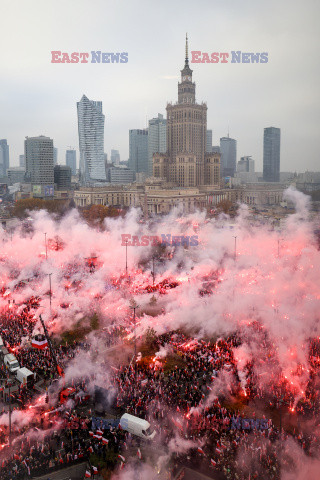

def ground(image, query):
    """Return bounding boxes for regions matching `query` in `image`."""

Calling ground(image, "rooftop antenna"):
[185,33,189,65]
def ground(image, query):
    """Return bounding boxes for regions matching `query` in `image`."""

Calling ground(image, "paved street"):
[32,462,87,480]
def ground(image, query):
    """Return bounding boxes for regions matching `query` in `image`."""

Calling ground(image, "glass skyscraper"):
[148,114,166,176]
[263,127,281,182]
[77,95,106,183]
[0,139,9,177]
[220,136,237,177]
[129,129,148,174]
[66,149,77,175]
[25,136,54,194]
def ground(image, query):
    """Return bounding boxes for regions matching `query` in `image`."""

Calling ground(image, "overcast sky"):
[0,0,319,172]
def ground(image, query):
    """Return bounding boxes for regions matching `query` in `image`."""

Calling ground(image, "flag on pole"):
[118,454,125,462]
[85,470,91,478]
[137,448,142,459]
[32,334,48,349]
[92,466,98,474]
[102,437,109,445]
[210,458,216,467]
[197,447,205,455]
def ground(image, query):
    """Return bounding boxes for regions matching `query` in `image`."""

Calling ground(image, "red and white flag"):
[92,466,98,474]
[118,454,125,462]
[137,448,142,459]
[210,458,216,467]
[96,429,103,435]
[32,335,48,350]
[102,437,109,445]
[85,470,91,478]
[197,447,205,455]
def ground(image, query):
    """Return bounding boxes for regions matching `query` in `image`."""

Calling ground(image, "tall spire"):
[185,33,189,67]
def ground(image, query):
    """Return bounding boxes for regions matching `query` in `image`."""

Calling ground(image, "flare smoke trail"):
[0,187,319,408]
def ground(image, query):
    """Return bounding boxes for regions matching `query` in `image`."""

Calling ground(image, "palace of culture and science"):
[153,35,221,188]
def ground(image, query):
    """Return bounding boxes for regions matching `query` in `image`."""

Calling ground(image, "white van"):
[16,367,35,386]
[4,354,20,373]
[120,413,156,440]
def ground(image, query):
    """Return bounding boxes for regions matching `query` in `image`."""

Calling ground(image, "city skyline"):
[0,0,319,173]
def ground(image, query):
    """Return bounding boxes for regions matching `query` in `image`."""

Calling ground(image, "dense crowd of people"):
[0,300,320,479]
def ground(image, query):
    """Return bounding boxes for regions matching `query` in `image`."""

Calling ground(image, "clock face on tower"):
[182,75,191,82]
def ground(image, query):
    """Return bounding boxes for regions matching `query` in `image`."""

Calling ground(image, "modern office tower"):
[237,156,255,173]
[107,167,135,184]
[0,140,9,177]
[220,135,237,177]
[111,149,120,166]
[53,147,58,165]
[25,136,54,195]
[77,94,106,183]
[54,165,72,190]
[66,149,77,175]
[148,114,167,176]
[19,154,26,168]
[129,129,148,174]
[7,167,26,185]
[0,149,3,178]
[153,36,220,187]
[263,127,281,182]
[206,130,213,153]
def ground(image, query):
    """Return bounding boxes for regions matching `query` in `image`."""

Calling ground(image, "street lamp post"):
[130,301,139,393]
[125,240,128,275]
[233,236,237,261]
[48,273,52,313]
[44,233,48,260]
[8,382,12,447]
[152,256,155,286]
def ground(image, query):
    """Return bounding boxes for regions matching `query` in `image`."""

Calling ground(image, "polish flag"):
[96,429,103,435]
[32,335,48,349]
[197,447,205,455]
[118,454,125,462]
[89,431,94,436]
[216,448,222,454]
[92,466,98,474]
[85,470,91,478]
[210,458,216,467]
[102,437,109,445]
[137,448,142,459]
[88,446,93,453]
